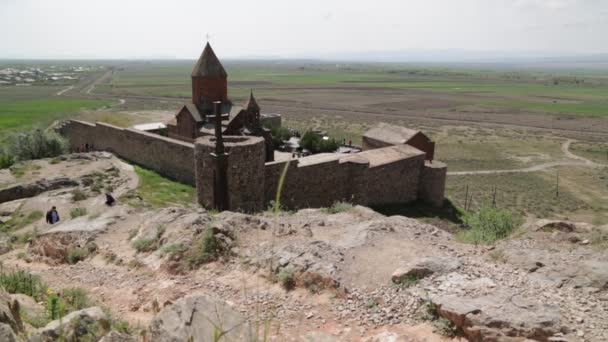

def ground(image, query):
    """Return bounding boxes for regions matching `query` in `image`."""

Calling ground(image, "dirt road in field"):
[448,139,607,176]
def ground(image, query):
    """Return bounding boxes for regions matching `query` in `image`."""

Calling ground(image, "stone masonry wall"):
[365,155,426,206]
[195,136,266,212]
[418,161,448,207]
[59,120,195,185]
[264,159,368,209]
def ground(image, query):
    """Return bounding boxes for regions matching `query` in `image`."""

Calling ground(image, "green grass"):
[0,209,44,232]
[132,224,166,253]
[322,201,354,214]
[0,98,111,140]
[447,172,588,219]
[0,268,47,301]
[570,142,608,164]
[70,207,88,219]
[67,248,89,264]
[458,206,523,244]
[99,61,608,118]
[131,165,196,208]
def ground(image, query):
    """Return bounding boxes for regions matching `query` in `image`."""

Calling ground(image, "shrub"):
[0,269,47,301]
[270,126,292,147]
[2,210,44,233]
[70,207,88,219]
[0,153,15,169]
[392,274,420,288]
[61,287,90,312]
[300,130,339,153]
[71,189,88,202]
[67,248,89,264]
[277,269,295,290]
[162,243,188,258]
[132,225,165,253]
[7,129,68,161]
[132,238,157,253]
[186,229,224,267]
[459,206,523,244]
[323,201,354,214]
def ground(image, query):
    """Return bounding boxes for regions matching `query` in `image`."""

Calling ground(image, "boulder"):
[29,307,108,342]
[10,294,44,318]
[0,288,23,336]
[302,331,339,342]
[0,323,18,342]
[432,293,563,341]
[392,257,460,283]
[149,295,251,342]
[98,330,136,342]
[0,234,12,255]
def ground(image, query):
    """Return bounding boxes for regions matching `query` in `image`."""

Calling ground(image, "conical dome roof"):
[191,42,228,78]
[246,90,260,112]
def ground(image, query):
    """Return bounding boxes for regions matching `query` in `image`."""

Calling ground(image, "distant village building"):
[167,43,276,161]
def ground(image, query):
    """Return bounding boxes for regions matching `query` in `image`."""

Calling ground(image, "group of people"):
[76,143,94,153]
[45,193,116,225]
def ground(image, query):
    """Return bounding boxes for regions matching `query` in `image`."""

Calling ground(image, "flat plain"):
[1,59,607,224]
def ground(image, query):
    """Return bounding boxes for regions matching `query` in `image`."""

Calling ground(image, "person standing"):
[46,206,60,224]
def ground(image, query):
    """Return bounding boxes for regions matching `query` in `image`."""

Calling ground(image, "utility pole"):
[555,170,560,199]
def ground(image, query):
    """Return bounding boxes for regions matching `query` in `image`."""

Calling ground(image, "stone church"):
[167,43,275,161]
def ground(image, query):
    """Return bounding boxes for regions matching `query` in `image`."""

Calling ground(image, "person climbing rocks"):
[105,193,116,206]
[46,206,60,224]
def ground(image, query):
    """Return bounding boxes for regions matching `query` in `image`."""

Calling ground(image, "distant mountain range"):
[232,49,608,69]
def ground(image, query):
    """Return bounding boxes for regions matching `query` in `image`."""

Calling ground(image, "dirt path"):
[56,85,74,96]
[448,139,607,176]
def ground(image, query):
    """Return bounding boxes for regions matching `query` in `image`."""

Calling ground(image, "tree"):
[270,127,291,147]
[300,130,338,153]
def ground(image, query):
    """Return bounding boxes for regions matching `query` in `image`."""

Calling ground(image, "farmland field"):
[0,59,607,224]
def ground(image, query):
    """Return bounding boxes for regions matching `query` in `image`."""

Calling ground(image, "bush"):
[277,269,295,290]
[132,238,157,253]
[323,201,354,214]
[187,229,224,266]
[459,206,523,244]
[7,129,68,161]
[132,225,165,253]
[0,153,15,169]
[71,189,88,202]
[61,287,90,312]
[300,130,339,153]
[67,248,89,264]
[198,229,222,263]
[270,126,292,147]
[70,207,88,219]
[0,269,47,301]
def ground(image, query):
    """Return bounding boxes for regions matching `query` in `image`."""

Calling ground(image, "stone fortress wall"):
[58,121,196,185]
[59,120,447,212]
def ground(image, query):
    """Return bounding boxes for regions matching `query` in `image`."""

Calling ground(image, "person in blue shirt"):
[45,206,60,224]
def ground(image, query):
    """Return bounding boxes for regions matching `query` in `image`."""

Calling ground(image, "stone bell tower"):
[191,42,228,112]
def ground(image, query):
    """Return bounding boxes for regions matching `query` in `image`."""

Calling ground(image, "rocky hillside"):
[0,152,606,341]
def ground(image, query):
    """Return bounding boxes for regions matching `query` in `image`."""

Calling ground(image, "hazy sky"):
[1,0,607,59]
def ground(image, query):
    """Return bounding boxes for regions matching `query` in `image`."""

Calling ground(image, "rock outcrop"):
[432,293,562,342]
[0,178,78,204]
[392,257,461,283]
[29,307,108,342]
[149,295,251,342]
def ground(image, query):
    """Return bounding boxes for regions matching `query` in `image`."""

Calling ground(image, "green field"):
[0,84,111,142]
[0,98,110,132]
[98,62,608,117]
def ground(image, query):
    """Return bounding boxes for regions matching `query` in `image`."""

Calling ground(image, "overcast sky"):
[1,0,607,60]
